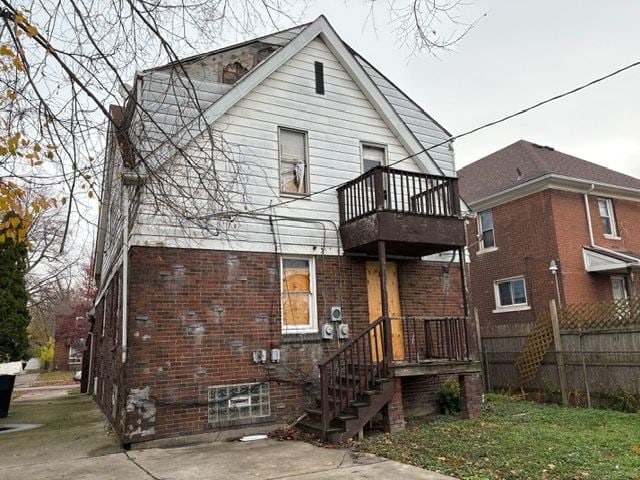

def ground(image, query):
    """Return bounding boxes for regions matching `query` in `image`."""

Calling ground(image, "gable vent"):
[314,61,325,95]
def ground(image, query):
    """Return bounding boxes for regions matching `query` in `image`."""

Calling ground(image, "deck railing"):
[399,316,470,364]
[337,166,461,224]
[318,316,390,435]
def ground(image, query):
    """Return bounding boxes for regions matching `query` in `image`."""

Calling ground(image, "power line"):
[239,58,640,216]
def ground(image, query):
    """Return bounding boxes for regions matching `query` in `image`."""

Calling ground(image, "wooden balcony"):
[337,167,465,257]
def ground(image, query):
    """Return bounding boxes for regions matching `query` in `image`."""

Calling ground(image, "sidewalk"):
[1,393,458,480]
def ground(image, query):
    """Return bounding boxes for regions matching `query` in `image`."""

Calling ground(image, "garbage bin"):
[0,374,16,418]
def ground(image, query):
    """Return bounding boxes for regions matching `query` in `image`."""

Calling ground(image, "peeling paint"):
[125,386,156,438]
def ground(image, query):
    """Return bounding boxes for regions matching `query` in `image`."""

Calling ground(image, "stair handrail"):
[318,316,390,435]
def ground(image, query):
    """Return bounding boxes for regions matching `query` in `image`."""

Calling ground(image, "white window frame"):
[477,209,497,252]
[611,275,628,300]
[68,343,82,364]
[360,142,388,174]
[493,276,530,313]
[280,256,317,334]
[278,127,309,196]
[597,197,619,238]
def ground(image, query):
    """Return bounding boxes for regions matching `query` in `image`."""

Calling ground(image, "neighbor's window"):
[279,128,308,194]
[478,210,495,249]
[68,344,82,364]
[361,143,386,173]
[597,197,617,237]
[281,257,317,333]
[611,275,628,300]
[494,276,528,309]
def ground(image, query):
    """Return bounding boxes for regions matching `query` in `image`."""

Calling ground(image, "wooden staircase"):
[298,317,395,442]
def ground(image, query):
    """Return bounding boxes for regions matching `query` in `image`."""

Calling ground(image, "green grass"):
[358,395,640,480]
[35,370,75,385]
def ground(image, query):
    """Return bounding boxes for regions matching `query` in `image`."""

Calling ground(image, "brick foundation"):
[459,374,483,419]
[383,378,406,433]
[89,246,467,444]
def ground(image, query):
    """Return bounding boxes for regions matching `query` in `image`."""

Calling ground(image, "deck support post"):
[378,240,393,363]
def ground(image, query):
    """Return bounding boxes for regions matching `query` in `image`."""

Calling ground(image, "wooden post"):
[549,299,569,405]
[474,307,482,361]
[579,333,592,408]
[378,240,393,362]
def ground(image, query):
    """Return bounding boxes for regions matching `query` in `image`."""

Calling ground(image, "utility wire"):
[239,59,640,216]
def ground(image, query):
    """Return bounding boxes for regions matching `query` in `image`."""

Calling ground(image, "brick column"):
[459,374,483,419]
[383,378,406,433]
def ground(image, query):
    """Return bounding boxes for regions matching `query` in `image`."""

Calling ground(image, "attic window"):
[314,61,324,95]
[222,61,248,84]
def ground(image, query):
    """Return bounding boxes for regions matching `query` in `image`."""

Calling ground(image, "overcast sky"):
[302,1,640,178]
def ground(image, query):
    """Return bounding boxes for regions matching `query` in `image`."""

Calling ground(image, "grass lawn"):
[358,395,640,480]
[35,370,76,386]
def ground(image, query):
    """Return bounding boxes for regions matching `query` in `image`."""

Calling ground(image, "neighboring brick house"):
[53,311,90,371]
[459,140,640,341]
[88,16,481,447]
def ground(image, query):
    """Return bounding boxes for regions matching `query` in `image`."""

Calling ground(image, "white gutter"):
[583,184,596,247]
[121,184,130,364]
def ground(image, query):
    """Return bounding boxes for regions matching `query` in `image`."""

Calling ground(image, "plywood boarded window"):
[281,257,316,333]
[279,128,308,194]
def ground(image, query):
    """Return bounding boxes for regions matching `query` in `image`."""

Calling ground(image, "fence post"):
[578,333,592,408]
[550,299,569,405]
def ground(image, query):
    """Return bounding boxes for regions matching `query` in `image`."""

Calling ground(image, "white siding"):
[355,56,455,177]
[132,37,423,255]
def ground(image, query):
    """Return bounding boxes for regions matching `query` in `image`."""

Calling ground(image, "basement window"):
[314,61,325,94]
[208,382,270,423]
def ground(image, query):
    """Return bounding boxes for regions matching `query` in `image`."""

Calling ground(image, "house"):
[87,16,482,447]
[459,140,640,342]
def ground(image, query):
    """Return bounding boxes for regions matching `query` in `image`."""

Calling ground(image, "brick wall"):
[468,189,640,339]
[91,246,466,444]
[467,191,560,335]
[553,192,640,303]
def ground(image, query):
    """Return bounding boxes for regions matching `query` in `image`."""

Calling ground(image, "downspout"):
[583,184,596,247]
[121,184,130,364]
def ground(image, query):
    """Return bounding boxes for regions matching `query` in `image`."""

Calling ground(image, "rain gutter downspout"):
[121,184,130,364]
[583,184,596,247]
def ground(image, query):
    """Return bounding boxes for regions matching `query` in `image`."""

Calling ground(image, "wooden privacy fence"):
[514,297,640,402]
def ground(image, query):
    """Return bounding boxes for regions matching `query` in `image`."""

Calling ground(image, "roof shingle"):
[458,140,640,205]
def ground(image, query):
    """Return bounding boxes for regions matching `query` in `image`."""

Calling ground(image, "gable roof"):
[458,140,640,205]
[137,16,451,177]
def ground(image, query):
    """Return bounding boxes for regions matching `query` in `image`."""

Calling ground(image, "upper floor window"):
[597,197,617,237]
[494,276,528,310]
[478,210,495,249]
[281,257,317,333]
[279,128,308,194]
[361,143,386,172]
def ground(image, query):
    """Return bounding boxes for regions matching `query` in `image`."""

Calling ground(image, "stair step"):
[297,420,343,435]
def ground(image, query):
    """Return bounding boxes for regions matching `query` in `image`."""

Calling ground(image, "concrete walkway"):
[1,393,457,480]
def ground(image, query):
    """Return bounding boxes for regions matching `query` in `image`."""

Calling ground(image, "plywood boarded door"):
[366,261,405,361]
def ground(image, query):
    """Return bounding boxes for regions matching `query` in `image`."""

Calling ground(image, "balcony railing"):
[337,166,461,224]
[398,316,470,364]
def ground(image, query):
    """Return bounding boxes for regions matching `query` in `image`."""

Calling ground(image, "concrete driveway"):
[1,392,456,480]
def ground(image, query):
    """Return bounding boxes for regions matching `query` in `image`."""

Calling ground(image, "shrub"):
[608,388,640,413]
[437,379,461,415]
